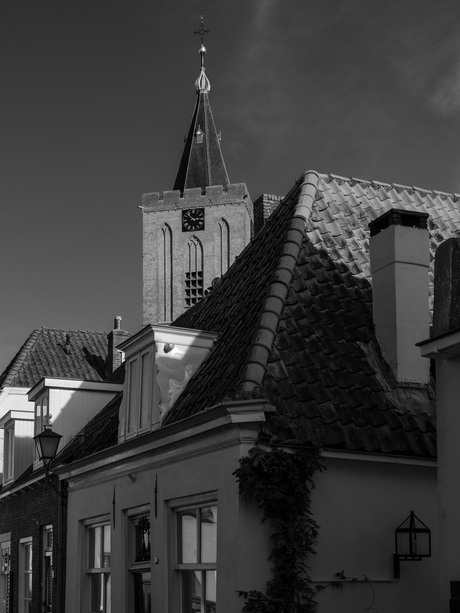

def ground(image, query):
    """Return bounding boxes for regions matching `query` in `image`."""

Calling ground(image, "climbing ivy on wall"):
[234,442,324,613]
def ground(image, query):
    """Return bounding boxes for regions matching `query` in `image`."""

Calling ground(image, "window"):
[176,503,217,613]
[127,508,151,613]
[125,347,154,438]
[161,224,173,322]
[0,537,11,613]
[87,523,111,613]
[34,395,49,461]
[18,537,32,613]
[3,427,14,483]
[185,237,204,308]
[218,218,230,277]
[42,526,53,612]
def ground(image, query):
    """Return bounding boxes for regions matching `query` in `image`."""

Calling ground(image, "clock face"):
[182,207,205,232]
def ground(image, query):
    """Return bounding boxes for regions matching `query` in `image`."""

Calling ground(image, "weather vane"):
[194,13,209,44]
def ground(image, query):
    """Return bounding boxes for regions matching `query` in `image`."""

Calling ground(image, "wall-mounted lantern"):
[34,425,63,496]
[394,511,431,578]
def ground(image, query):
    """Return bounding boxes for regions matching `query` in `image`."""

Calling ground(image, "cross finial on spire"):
[194,12,211,92]
[194,13,209,44]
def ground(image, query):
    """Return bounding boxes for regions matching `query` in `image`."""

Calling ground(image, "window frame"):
[170,494,217,613]
[42,525,53,613]
[126,505,151,613]
[34,393,50,462]
[124,346,154,440]
[3,425,14,484]
[18,537,33,613]
[85,519,111,613]
[0,533,11,613]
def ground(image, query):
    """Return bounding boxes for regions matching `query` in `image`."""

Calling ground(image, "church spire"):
[173,16,230,193]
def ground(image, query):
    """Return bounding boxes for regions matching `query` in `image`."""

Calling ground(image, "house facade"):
[419,237,460,611]
[3,16,460,613]
[53,168,457,613]
[0,323,127,613]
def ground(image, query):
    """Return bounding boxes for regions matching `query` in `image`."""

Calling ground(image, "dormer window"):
[118,326,218,443]
[0,409,34,485]
[4,426,14,483]
[195,126,204,143]
[125,346,154,437]
[34,394,50,461]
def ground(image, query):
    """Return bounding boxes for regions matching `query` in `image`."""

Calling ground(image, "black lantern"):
[34,425,62,480]
[394,511,431,578]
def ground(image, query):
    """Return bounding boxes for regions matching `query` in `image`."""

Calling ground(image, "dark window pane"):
[134,572,151,613]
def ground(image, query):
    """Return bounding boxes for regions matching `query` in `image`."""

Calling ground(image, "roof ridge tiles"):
[237,170,320,395]
[38,326,106,334]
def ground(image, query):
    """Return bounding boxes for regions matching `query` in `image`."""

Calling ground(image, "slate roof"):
[161,170,459,458]
[0,327,110,389]
[173,89,230,193]
[173,44,229,193]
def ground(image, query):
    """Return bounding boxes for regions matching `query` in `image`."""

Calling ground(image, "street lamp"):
[394,511,431,578]
[34,425,63,496]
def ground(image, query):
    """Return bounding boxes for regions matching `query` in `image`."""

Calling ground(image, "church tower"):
[142,18,253,325]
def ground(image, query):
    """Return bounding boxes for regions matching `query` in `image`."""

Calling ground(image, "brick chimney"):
[253,194,282,235]
[368,209,430,384]
[106,316,130,377]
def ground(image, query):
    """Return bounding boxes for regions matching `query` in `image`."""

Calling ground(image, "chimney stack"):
[369,209,430,384]
[106,316,130,376]
[432,238,460,336]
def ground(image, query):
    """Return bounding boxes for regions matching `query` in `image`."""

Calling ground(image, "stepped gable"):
[0,327,109,388]
[165,171,460,458]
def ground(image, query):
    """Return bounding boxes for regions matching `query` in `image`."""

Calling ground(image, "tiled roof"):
[0,327,109,389]
[162,170,458,458]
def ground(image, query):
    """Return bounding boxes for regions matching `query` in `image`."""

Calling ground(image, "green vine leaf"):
[234,440,324,613]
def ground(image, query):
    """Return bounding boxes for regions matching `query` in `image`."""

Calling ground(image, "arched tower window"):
[185,236,204,308]
[218,218,230,276]
[161,224,173,321]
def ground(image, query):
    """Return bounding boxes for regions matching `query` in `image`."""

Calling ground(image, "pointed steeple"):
[173,17,230,193]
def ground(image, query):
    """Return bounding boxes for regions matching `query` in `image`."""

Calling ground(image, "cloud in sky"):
[385,3,460,115]
[431,57,460,115]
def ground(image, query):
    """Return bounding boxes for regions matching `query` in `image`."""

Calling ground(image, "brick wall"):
[253,194,282,236]
[0,475,63,613]
[142,183,254,325]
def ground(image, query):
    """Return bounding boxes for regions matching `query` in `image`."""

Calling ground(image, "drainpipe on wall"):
[368,209,430,385]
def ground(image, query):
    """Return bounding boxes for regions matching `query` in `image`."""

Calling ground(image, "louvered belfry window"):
[185,237,204,308]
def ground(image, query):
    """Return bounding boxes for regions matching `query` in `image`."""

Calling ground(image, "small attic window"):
[125,346,154,438]
[195,126,204,144]
[118,326,218,444]
[34,394,50,462]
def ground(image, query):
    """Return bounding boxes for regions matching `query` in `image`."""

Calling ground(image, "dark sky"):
[1,0,460,372]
